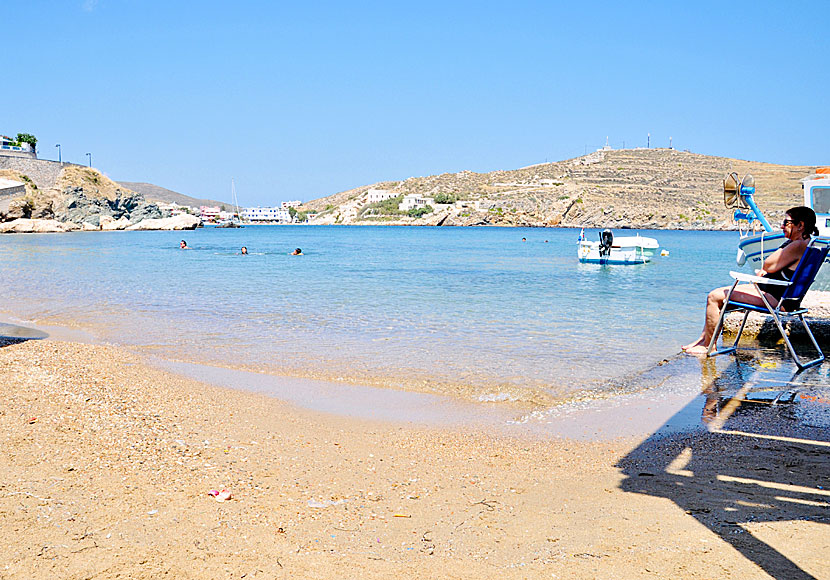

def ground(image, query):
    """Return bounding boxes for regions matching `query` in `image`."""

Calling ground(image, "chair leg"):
[707,282,741,357]
[787,314,826,370]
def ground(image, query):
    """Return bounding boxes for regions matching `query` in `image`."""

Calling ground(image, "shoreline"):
[3,338,828,578]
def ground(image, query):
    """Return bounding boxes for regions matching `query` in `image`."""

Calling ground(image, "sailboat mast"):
[231,178,242,222]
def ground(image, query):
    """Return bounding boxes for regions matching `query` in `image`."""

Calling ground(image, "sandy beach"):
[2,338,829,579]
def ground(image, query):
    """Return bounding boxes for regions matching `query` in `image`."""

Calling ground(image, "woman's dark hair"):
[786,206,819,238]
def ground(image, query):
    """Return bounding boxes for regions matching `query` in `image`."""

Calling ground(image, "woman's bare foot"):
[684,344,710,356]
[681,337,705,351]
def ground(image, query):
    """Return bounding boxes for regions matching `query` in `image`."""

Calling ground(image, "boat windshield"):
[812,186,830,214]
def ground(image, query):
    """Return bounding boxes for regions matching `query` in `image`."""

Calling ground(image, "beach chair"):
[707,239,830,369]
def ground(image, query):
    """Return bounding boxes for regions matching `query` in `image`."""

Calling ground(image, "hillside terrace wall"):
[0,155,81,190]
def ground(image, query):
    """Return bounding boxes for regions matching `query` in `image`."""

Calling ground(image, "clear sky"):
[4,1,828,205]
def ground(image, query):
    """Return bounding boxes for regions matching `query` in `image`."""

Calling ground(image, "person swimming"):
[240,246,248,255]
[180,240,189,250]
[291,248,303,255]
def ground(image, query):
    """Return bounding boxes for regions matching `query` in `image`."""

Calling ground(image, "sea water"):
[0,226,736,404]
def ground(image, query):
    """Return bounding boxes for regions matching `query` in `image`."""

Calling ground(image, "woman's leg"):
[683,284,778,355]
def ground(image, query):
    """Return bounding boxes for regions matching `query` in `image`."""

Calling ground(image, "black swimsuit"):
[757,240,797,301]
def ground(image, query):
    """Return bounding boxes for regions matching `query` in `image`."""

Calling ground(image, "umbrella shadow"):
[618,352,830,579]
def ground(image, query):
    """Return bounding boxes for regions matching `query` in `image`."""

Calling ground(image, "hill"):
[299,148,815,229]
[118,181,229,209]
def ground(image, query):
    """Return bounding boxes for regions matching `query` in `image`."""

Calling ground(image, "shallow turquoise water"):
[0,226,738,402]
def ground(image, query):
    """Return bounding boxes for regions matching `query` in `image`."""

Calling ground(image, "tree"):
[16,133,37,152]
[433,192,457,204]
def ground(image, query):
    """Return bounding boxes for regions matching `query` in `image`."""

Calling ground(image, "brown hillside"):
[300,149,815,229]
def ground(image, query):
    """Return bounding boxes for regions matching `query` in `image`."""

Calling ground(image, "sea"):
[0,225,740,409]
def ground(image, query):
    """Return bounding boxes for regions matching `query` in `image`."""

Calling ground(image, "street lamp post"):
[86,153,92,167]
[56,144,61,164]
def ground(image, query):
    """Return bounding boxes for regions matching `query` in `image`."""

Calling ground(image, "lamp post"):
[56,144,61,164]
[86,153,92,167]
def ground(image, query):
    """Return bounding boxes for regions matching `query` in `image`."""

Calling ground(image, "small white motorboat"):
[577,229,660,264]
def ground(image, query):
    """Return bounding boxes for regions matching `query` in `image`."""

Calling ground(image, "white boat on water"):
[577,229,660,264]
[728,169,830,289]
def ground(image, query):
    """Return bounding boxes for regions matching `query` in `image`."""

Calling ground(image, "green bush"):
[16,133,37,151]
[359,194,404,218]
[408,205,433,218]
[433,192,457,204]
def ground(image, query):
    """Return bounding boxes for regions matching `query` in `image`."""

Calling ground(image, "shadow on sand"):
[0,322,49,348]
[618,351,830,579]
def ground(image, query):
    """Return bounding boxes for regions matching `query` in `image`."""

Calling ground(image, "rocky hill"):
[300,149,814,229]
[0,165,169,229]
[117,181,228,209]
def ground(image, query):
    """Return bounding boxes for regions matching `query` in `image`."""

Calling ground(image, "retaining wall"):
[0,155,80,190]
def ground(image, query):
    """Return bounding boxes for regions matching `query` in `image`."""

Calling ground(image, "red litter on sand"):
[208,489,233,502]
[27,417,37,424]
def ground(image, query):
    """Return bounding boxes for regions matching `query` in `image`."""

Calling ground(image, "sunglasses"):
[782,219,796,227]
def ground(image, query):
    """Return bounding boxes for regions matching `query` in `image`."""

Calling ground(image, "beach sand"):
[2,339,828,579]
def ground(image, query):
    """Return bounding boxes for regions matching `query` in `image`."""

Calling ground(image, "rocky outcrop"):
[0,218,80,233]
[125,214,200,230]
[51,187,165,227]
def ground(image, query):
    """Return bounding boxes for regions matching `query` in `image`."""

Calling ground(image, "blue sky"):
[4,1,828,205]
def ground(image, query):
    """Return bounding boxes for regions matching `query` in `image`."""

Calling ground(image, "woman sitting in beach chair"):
[682,206,819,356]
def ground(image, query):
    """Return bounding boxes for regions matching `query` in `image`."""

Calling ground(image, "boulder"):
[126,214,201,231]
[100,216,132,230]
[81,222,100,231]
[0,218,80,233]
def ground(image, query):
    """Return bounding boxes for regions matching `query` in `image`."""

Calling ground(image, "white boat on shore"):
[577,229,660,264]
[728,169,830,289]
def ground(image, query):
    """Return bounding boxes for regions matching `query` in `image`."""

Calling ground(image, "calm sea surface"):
[0,226,738,404]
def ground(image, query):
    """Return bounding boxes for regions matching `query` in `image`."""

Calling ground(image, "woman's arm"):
[760,239,807,275]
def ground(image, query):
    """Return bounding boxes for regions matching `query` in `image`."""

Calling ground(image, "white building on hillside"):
[280,200,302,209]
[399,194,433,211]
[243,206,292,223]
[367,188,395,203]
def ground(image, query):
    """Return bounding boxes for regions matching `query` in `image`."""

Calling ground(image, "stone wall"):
[0,156,80,190]
[0,183,25,199]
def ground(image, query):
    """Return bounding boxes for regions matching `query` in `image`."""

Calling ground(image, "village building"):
[243,206,292,223]
[367,188,395,203]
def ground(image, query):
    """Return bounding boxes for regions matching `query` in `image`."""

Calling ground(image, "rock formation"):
[0,165,182,232]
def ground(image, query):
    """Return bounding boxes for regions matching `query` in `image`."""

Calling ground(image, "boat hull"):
[578,236,659,265]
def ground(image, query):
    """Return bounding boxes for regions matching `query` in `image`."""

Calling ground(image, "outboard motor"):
[599,229,613,257]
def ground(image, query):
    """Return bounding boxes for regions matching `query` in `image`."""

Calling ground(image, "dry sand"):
[2,339,828,579]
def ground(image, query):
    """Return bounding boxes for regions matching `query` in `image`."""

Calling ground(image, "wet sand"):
[2,339,829,579]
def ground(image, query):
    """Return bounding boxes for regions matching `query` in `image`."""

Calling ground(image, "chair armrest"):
[729,271,789,286]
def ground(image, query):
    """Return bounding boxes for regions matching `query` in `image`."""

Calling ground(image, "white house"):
[367,188,395,203]
[243,206,292,223]
[280,200,302,209]
[398,194,433,211]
